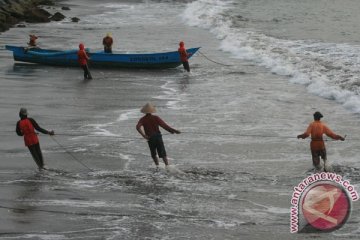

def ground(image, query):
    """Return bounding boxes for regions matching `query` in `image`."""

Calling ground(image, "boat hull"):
[5,45,200,69]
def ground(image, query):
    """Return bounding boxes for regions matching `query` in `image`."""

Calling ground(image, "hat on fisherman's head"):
[141,103,156,114]
[313,111,323,120]
[106,32,112,37]
[19,107,28,116]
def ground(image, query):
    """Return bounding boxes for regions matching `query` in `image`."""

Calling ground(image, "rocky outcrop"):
[49,11,65,21]
[71,17,79,23]
[0,0,56,32]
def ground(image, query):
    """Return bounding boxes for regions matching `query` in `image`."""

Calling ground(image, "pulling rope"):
[50,136,94,172]
[4,130,349,142]
[179,131,346,142]
[0,204,130,217]
[197,51,233,67]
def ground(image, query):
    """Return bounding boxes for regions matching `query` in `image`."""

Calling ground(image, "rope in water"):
[50,136,94,172]
[179,131,347,142]
[2,131,349,142]
[54,131,346,142]
[0,204,130,217]
[197,50,233,67]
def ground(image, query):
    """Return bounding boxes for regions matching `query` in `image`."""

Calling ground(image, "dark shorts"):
[148,134,167,158]
[311,149,327,167]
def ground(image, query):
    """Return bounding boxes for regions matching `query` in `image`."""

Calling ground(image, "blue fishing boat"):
[5,45,200,69]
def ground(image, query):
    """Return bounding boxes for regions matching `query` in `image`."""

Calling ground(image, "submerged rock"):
[50,12,65,21]
[71,17,80,23]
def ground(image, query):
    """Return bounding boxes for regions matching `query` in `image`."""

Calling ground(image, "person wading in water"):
[178,41,191,72]
[297,111,345,172]
[77,43,92,80]
[16,108,55,170]
[136,103,180,169]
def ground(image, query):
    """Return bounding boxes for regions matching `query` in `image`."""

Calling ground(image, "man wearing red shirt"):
[77,43,92,80]
[16,108,54,170]
[136,103,180,167]
[178,41,191,72]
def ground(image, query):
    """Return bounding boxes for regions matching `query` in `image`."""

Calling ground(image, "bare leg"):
[162,156,169,166]
[28,144,44,169]
[152,156,159,166]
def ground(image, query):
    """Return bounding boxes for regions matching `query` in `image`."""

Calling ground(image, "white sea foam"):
[21,199,142,209]
[212,220,237,229]
[82,122,119,137]
[116,109,139,122]
[21,234,66,240]
[183,0,360,113]
[153,80,185,110]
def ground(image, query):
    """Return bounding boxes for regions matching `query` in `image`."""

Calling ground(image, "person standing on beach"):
[297,111,345,171]
[16,108,54,170]
[102,33,113,53]
[178,41,191,72]
[136,103,180,168]
[28,34,38,47]
[77,43,92,80]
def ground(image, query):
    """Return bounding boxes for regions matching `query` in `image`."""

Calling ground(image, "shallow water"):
[0,0,359,239]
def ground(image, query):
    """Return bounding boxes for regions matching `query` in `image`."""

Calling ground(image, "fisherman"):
[77,43,92,80]
[178,41,191,72]
[102,33,113,53]
[16,108,54,170]
[28,34,38,47]
[297,111,345,171]
[136,103,180,168]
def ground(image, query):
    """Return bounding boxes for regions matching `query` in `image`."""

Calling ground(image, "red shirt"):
[178,47,189,62]
[136,114,175,137]
[77,49,89,66]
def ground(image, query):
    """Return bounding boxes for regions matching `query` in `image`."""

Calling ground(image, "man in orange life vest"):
[16,108,54,170]
[77,43,92,80]
[136,103,180,168]
[178,41,191,72]
[103,33,113,53]
[297,111,345,171]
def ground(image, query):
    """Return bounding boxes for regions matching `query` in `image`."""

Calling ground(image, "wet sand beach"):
[0,0,359,239]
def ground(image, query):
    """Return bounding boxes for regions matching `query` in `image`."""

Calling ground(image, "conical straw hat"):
[141,103,156,114]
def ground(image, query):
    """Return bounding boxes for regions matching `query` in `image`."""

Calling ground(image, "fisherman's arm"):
[324,125,345,141]
[136,121,149,140]
[16,121,23,136]
[297,123,311,139]
[29,118,54,135]
[157,117,180,134]
[85,51,90,60]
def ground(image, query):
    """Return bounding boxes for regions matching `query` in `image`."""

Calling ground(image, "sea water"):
[0,0,359,239]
